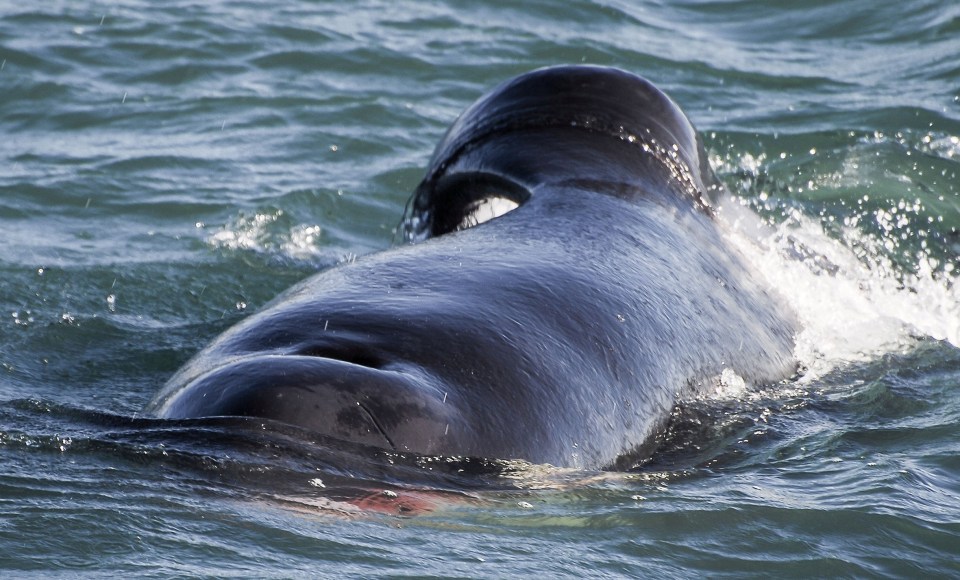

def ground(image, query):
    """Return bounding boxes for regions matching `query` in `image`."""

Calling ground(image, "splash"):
[207,209,331,262]
[714,157,959,382]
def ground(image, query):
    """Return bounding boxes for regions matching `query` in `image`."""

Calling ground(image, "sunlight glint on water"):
[717,163,959,383]
[2,0,959,576]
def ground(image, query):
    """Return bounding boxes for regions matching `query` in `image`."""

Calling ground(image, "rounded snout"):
[152,355,466,455]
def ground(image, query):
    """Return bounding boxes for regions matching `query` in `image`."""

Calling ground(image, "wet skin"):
[146,66,798,470]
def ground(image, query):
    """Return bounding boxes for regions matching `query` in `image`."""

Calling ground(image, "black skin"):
[146,65,798,470]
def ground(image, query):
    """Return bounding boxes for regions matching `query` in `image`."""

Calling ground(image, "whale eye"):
[428,172,530,236]
[457,196,520,230]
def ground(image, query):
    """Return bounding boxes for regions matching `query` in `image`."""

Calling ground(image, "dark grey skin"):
[147,66,798,470]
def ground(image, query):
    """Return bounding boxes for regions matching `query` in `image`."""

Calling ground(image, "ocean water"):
[2,0,959,577]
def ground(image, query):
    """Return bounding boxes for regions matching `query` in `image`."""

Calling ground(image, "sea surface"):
[2,0,959,577]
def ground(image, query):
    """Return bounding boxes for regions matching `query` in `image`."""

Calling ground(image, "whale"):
[146,65,798,470]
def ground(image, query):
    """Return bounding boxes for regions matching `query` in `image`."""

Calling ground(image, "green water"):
[2,0,959,577]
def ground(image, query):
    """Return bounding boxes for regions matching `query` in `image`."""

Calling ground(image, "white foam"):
[716,196,959,382]
[208,210,284,252]
[207,210,331,261]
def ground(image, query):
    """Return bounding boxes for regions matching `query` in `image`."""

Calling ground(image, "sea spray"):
[716,171,959,383]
